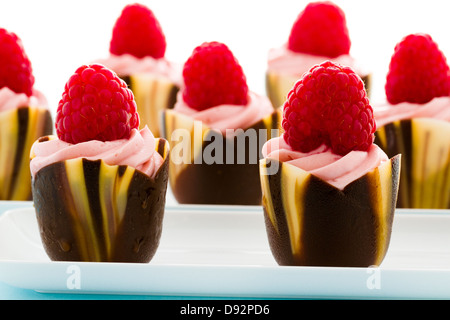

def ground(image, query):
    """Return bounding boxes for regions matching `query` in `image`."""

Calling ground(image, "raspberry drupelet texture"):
[385,33,450,105]
[182,41,249,111]
[282,61,375,156]
[55,64,140,144]
[0,28,34,96]
[110,3,166,59]
[288,1,351,58]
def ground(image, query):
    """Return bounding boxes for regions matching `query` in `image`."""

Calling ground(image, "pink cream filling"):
[267,45,367,77]
[95,53,182,87]
[0,87,48,112]
[30,126,164,179]
[173,91,274,133]
[262,135,388,190]
[373,96,450,128]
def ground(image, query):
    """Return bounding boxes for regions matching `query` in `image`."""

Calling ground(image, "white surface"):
[0,205,449,299]
[0,0,449,118]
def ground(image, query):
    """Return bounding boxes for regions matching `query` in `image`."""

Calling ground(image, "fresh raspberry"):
[287,1,351,58]
[110,3,166,59]
[182,41,249,110]
[282,61,375,156]
[385,33,450,105]
[0,28,34,96]
[55,64,140,144]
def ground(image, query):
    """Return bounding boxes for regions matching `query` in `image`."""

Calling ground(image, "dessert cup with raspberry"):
[373,33,450,209]
[162,41,280,205]
[96,3,181,137]
[266,1,371,109]
[0,28,52,200]
[30,64,170,263]
[260,61,400,267]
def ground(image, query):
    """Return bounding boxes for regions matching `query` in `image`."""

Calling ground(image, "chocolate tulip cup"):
[121,74,179,137]
[375,118,450,209]
[162,109,281,205]
[0,106,52,200]
[259,154,401,267]
[31,138,169,263]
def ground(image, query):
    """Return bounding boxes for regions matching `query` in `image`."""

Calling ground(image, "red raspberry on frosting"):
[110,3,166,59]
[288,1,351,58]
[182,41,249,111]
[55,64,140,144]
[385,33,450,105]
[0,28,34,96]
[282,61,375,156]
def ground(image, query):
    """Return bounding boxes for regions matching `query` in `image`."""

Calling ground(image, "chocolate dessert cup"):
[259,154,401,267]
[31,138,170,263]
[162,109,281,205]
[0,106,52,200]
[375,118,450,209]
[121,74,179,137]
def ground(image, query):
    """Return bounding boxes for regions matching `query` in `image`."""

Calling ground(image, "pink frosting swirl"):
[173,91,274,133]
[267,45,367,77]
[30,126,164,178]
[262,135,388,190]
[95,54,182,87]
[0,87,48,112]
[373,97,450,127]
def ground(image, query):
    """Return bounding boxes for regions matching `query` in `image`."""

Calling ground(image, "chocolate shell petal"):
[31,138,170,263]
[265,72,298,109]
[161,109,281,205]
[122,74,179,137]
[375,118,450,209]
[259,154,400,267]
[0,106,52,200]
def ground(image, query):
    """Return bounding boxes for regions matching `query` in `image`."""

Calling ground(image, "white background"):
[0,0,449,117]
